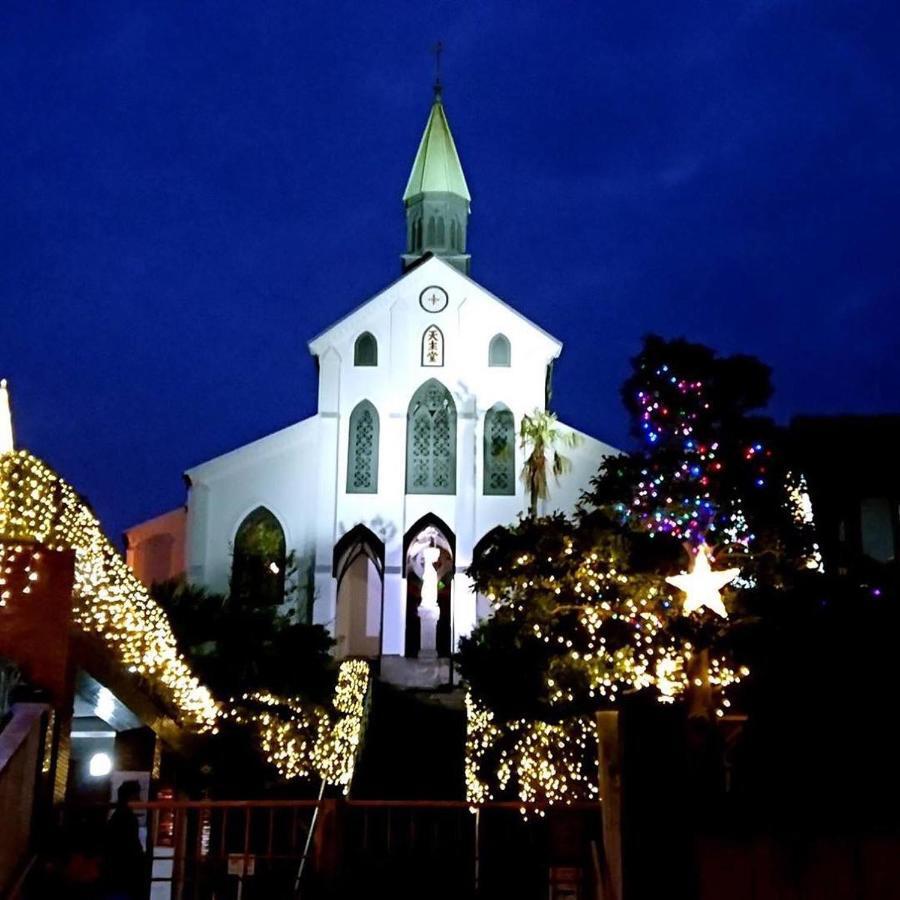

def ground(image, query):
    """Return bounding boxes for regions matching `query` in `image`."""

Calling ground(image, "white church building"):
[126,84,616,684]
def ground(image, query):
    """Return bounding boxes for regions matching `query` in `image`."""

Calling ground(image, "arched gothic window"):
[488,333,511,367]
[347,400,379,494]
[406,379,457,495]
[231,507,286,606]
[437,217,446,245]
[426,217,436,245]
[484,404,515,495]
[450,220,457,250]
[422,325,444,367]
[354,332,378,367]
[416,218,423,250]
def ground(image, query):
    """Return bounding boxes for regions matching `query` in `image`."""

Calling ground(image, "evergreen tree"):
[461,335,817,805]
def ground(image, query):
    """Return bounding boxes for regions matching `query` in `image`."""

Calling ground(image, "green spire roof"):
[403,91,471,204]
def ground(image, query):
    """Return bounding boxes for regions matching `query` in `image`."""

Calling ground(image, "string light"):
[464,537,745,809]
[629,364,769,544]
[465,693,599,811]
[1,449,370,788]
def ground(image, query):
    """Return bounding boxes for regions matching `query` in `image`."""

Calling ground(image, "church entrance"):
[403,516,454,659]
[333,525,384,660]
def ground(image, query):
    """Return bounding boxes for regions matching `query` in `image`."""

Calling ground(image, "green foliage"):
[519,408,580,517]
[464,335,817,729]
[230,507,287,607]
[148,580,226,649]
[620,335,773,434]
[152,569,335,704]
[584,334,819,588]
[460,511,699,721]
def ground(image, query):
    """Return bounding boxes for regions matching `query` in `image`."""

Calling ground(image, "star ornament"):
[666,543,739,618]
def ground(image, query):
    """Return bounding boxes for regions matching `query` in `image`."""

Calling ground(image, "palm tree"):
[519,408,580,517]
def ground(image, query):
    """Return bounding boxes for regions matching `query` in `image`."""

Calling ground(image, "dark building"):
[789,415,900,589]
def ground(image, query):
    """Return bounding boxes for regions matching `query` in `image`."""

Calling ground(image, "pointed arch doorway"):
[403,514,455,658]
[333,525,385,660]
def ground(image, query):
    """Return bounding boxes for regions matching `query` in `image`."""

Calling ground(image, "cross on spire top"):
[433,41,443,97]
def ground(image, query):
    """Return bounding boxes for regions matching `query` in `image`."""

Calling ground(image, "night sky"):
[2,2,898,542]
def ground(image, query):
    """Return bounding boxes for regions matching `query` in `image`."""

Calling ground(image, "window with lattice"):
[406,380,456,495]
[347,401,379,494]
[484,404,515,495]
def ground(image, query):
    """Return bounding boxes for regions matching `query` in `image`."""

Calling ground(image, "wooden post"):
[687,649,713,721]
[596,710,623,900]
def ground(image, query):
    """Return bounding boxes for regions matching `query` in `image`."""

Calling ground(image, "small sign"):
[227,854,255,877]
[549,865,581,900]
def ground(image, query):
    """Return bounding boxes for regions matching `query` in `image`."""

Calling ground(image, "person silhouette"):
[102,780,146,900]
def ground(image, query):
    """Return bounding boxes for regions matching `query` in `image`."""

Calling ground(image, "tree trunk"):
[596,710,623,900]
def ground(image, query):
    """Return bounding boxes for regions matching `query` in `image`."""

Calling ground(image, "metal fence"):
[56,798,606,900]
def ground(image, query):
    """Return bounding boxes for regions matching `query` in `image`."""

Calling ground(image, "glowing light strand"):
[0,450,370,787]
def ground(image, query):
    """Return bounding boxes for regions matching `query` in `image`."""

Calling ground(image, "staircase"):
[352,680,466,799]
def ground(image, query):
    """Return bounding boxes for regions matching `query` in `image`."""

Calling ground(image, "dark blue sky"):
[2,2,899,541]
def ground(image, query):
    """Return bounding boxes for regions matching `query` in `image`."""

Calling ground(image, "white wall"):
[184,256,617,657]
[185,418,320,610]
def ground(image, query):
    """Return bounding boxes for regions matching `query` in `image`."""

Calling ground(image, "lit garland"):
[786,471,824,572]
[223,660,369,791]
[0,541,39,608]
[629,362,770,544]
[0,450,371,789]
[465,693,598,811]
[0,450,219,729]
[463,525,747,809]
[464,338,822,812]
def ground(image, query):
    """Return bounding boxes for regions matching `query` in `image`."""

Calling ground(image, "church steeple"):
[402,82,471,274]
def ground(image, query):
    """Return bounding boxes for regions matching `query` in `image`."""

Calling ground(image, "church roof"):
[403,91,471,204]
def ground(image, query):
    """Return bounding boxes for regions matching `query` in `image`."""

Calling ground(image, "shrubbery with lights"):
[460,335,823,808]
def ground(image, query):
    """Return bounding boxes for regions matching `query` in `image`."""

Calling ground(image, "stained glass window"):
[488,333,511,367]
[484,404,515,496]
[406,380,456,495]
[347,400,379,494]
[422,325,444,367]
[354,332,378,367]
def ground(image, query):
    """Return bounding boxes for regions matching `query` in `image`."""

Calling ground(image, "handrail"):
[68,797,603,811]
[0,704,48,899]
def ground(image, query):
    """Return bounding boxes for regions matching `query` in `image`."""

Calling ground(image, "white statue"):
[408,536,443,659]
[419,543,441,611]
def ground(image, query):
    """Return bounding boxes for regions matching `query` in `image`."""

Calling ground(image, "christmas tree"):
[461,336,818,806]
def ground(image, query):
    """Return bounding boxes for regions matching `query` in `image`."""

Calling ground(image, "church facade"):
[126,86,617,682]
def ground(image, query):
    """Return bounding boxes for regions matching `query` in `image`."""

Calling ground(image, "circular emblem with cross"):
[419,285,449,313]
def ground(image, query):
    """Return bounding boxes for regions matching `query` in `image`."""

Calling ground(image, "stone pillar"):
[417,604,439,659]
[313,348,342,632]
[0,542,76,807]
[452,570,477,647]
[381,570,405,656]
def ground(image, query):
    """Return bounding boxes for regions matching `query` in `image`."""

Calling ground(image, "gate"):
[53,799,605,900]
